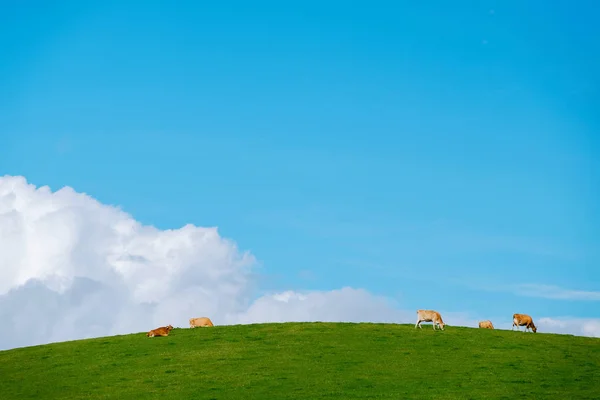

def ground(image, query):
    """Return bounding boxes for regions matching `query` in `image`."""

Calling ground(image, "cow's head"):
[531,324,537,333]
[167,325,173,331]
[439,321,446,330]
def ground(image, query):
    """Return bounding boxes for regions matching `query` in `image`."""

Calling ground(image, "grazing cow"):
[512,314,537,333]
[189,317,214,328]
[478,320,494,329]
[146,325,174,337]
[415,309,446,330]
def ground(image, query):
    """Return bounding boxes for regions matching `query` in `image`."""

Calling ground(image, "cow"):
[512,313,537,333]
[189,317,214,328]
[415,309,446,330]
[146,325,174,337]
[478,320,494,329]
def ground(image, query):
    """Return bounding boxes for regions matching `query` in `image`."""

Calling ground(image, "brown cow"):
[189,317,214,328]
[478,320,494,329]
[512,314,537,333]
[415,309,446,330]
[146,325,174,337]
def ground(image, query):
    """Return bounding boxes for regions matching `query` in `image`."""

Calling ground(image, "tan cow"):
[189,317,214,328]
[415,309,446,330]
[146,325,174,337]
[512,313,537,333]
[478,320,494,329]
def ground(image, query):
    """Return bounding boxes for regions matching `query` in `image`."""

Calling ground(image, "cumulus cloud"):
[231,288,412,325]
[0,176,598,350]
[0,175,259,349]
[0,176,415,350]
[536,317,600,338]
[511,284,600,301]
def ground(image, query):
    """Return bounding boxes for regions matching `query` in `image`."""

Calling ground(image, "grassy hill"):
[1,322,598,399]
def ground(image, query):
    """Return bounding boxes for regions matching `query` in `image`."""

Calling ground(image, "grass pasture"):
[0,322,598,399]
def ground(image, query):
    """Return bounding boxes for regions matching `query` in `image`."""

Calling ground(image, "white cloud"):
[458,281,600,302]
[512,284,600,301]
[230,288,411,325]
[0,175,257,349]
[0,176,598,350]
[536,318,600,338]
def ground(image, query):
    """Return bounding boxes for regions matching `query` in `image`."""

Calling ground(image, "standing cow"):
[415,310,446,330]
[512,313,537,333]
[478,320,494,329]
[189,317,214,328]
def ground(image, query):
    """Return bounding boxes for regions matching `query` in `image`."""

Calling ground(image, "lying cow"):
[189,317,214,328]
[512,313,537,333]
[478,320,494,329]
[146,325,174,337]
[415,309,446,330]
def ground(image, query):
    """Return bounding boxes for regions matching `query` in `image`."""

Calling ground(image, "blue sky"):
[1,1,599,321]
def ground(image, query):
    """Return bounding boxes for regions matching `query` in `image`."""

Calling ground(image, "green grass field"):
[1,322,598,399]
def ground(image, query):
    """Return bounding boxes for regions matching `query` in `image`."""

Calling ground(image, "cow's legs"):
[415,319,421,329]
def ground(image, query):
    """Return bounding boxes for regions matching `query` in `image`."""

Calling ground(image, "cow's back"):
[418,310,441,321]
[479,320,494,329]
[147,328,167,337]
[417,310,433,320]
[190,317,214,327]
[513,313,532,324]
